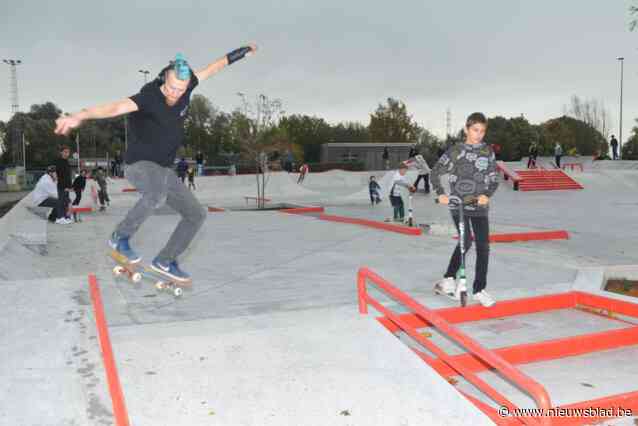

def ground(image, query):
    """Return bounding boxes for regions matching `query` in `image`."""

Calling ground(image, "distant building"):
[320,143,413,170]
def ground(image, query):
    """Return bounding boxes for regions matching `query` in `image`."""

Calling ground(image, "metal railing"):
[357,267,553,426]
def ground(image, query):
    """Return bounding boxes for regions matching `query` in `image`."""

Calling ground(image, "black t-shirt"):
[125,76,199,167]
[196,153,204,164]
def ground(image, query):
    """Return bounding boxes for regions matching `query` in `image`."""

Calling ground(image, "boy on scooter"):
[430,112,499,308]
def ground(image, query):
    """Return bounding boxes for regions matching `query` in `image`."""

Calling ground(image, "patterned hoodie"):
[430,142,499,217]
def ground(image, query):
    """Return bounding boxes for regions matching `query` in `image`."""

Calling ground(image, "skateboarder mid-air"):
[54,44,258,282]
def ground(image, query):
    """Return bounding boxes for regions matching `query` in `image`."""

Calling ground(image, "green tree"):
[540,116,604,157]
[279,114,331,162]
[184,94,216,158]
[622,119,638,160]
[368,98,420,143]
[329,122,369,143]
[484,115,537,161]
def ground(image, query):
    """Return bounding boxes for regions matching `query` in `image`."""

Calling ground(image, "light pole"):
[3,59,22,166]
[138,69,150,83]
[617,57,624,159]
[22,133,26,171]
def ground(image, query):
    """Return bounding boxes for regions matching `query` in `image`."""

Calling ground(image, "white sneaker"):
[434,277,457,297]
[474,290,496,308]
[55,218,72,225]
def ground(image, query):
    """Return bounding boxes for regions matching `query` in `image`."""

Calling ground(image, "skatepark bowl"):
[3,158,638,425]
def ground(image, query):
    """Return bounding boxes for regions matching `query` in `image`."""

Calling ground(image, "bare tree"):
[564,95,613,139]
[236,93,285,209]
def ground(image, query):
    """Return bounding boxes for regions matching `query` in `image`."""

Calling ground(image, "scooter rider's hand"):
[477,194,489,206]
[437,194,449,205]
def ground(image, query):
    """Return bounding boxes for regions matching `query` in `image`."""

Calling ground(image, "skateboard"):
[110,250,192,297]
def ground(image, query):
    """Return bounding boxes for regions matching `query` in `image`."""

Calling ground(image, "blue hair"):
[173,53,191,81]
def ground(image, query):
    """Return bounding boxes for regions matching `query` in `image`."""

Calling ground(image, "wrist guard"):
[226,46,252,65]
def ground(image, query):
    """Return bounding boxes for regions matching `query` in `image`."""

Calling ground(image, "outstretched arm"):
[54,98,138,136]
[194,43,257,82]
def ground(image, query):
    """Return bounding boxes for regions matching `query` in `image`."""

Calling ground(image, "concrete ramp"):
[110,304,492,426]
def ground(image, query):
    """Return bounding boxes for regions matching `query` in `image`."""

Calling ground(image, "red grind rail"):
[69,207,93,213]
[357,267,551,426]
[88,274,130,426]
[122,188,137,192]
[207,206,225,212]
[320,214,422,236]
[453,230,569,243]
[280,206,325,214]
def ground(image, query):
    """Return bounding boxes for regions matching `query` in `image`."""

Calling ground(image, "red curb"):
[280,207,325,214]
[122,188,137,192]
[88,274,130,426]
[207,206,225,212]
[70,207,93,213]
[454,230,569,243]
[319,214,422,236]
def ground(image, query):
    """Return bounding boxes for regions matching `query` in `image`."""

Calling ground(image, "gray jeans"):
[115,161,206,263]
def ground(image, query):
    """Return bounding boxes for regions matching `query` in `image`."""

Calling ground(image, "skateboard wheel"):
[173,287,183,297]
[155,281,166,291]
[131,272,142,283]
[113,266,125,276]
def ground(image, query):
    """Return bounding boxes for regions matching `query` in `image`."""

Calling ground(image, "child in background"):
[96,167,110,211]
[369,176,382,205]
[72,169,88,205]
[297,163,309,184]
[389,163,415,221]
[187,166,196,190]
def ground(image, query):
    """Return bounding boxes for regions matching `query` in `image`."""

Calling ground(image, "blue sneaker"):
[108,232,141,264]
[151,258,191,283]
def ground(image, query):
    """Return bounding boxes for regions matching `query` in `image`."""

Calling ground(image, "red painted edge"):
[207,206,225,212]
[88,274,130,426]
[453,230,569,243]
[280,207,325,214]
[122,188,137,192]
[319,213,422,235]
[69,207,93,213]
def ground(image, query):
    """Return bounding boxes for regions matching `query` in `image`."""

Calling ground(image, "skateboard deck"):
[110,250,192,297]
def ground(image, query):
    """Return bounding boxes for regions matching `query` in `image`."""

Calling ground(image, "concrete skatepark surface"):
[2,159,638,425]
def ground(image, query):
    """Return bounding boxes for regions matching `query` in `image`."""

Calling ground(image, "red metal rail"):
[357,267,553,426]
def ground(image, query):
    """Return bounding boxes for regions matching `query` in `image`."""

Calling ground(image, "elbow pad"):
[226,46,252,65]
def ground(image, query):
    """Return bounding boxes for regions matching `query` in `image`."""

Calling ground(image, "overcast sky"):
[2,1,637,140]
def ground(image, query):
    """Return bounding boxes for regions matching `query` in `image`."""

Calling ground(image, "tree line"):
[0,95,619,169]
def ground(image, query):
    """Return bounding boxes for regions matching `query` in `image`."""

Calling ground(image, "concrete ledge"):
[110,305,492,425]
[319,213,422,236]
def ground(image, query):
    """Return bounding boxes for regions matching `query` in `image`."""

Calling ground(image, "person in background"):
[32,165,63,223]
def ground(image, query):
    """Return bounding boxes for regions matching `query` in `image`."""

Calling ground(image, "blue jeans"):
[115,161,207,263]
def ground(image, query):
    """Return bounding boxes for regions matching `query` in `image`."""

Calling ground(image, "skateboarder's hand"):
[438,195,449,205]
[409,185,416,193]
[55,115,83,136]
[477,195,489,206]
